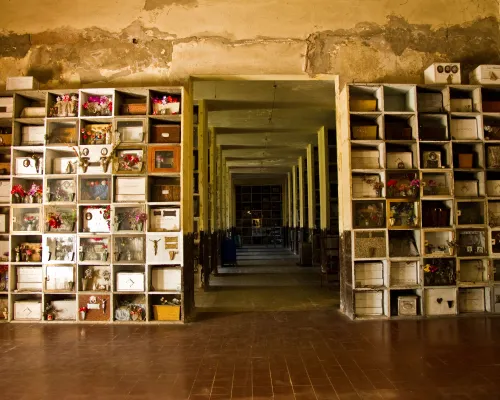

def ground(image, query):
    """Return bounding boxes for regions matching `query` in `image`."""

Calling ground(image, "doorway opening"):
[190,76,339,313]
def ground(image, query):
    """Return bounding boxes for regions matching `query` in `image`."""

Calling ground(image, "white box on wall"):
[45,266,74,291]
[7,76,39,91]
[470,65,500,85]
[454,180,479,197]
[115,177,146,202]
[355,262,384,287]
[15,156,43,175]
[450,119,478,140]
[150,208,181,232]
[21,126,45,145]
[450,99,473,112]
[459,288,485,313]
[151,268,182,291]
[352,176,380,198]
[14,301,41,320]
[0,181,10,202]
[116,272,145,291]
[487,180,500,196]
[351,150,379,169]
[355,291,384,316]
[386,152,412,169]
[0,97,13,118]
[424,288,456,315]
[424,63,461,84]
[51,300,76,320]
[146,233,183,264]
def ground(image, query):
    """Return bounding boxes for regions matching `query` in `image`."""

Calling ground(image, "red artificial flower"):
[387,179,398,187]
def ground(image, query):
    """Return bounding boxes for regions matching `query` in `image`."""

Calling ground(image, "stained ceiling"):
[193,78,336,181]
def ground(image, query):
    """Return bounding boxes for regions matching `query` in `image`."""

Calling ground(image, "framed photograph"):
[79,177,110,203]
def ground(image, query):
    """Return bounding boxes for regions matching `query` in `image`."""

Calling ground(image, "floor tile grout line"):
[353,359,386,398]
[284,355,298,400]
[298,350,319,400]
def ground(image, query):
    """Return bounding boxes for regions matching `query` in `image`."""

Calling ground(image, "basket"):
[153,305,180,321]
[121,103,147,115]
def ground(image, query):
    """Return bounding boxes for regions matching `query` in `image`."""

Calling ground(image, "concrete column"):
[292,165,298,228]
[298,156,305,229]
[307,144,316,230]
[198,100,209,232]
[318,126,331,230]
[209,129,216,233]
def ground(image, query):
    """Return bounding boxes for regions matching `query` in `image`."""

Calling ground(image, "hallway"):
[195,246,338,312]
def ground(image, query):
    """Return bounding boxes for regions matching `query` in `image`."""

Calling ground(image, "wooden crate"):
[153,305,180,321]
[150,125,181,143]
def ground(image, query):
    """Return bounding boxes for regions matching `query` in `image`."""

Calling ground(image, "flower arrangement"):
[119,152,142,170]
[25,249,33,257]
[129,210,147,231]
[0,265,8,275]
[47,212,62,230]
[410,179,420,188]
[27,183,43,199]
[389,202,416,226]
[129,305,144,320]
[11,184,26,201]
[49,94,78,117]
[356,203,384,228]
[44,303,56,320]
[61,210,77,229]
[84,267,93,280]
[151,95,180,115]
[160,297,181,306]
[83,95,112,116]
[424,260,456,286]
[80,124,111,145]
[79,306,88,313]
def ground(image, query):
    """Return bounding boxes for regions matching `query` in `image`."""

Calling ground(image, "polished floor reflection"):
[1,312,500,399]
[2,248,500,399]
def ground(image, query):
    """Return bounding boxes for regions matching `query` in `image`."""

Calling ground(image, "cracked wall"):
[0,0,498,88]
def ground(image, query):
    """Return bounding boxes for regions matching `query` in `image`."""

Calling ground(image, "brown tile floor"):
[2,312,500,399]
[2,248,500,400]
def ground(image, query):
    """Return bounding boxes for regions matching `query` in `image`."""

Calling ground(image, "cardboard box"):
[351,150,379,169]
[14,301,41,320]
[115,177,146,202]
[417,93,443,112]
[6,76,39,91]
[21,125,45,145]
[150,125,181,143]
[450,119,478,140]
[424,288,456,316]
[386,152,412,169]
[487,180,500,196]
[116,272,145,291]
[354,262,384,287]
[351,125,377,140]
[349,99,377,112]
[398,296,418,316]
[390,261,418,285]
[354,291,383,316]
[151,268,182,291]
[454,180,479,197]
[458,288,485,313]
[151,185,181,202]
[469,65,500,85]
[450,98,473,112]
[424,63,461,84]
[51,300,76,320]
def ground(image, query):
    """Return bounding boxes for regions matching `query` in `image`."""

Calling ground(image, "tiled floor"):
[2,247,500,399]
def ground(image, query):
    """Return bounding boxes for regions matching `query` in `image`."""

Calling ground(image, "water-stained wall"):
[0,0,498,88]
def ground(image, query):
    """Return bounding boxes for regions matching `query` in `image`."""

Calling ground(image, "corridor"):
[195,246,338,312]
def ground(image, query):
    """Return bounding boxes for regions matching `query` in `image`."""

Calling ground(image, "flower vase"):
[70,193,76,202]
[100,157,110,173]
[47,224,51,232]
[375,189,382,198]
[101,251,108,262]
[131,313,139,321]
[79,252,84,262]
[71,222,76,232]
[27,224,34,232]
[389,217,396,226]
[81,278,88,291]
[15,252,20,262]
[23,254,29,262]
[136,222,143,232]
[79,311,86,320]
[115,252,121,262]
[37,196,42,204]
[448,247,454,256]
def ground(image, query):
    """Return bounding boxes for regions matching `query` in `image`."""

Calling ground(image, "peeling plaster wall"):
[0,0,498,88]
